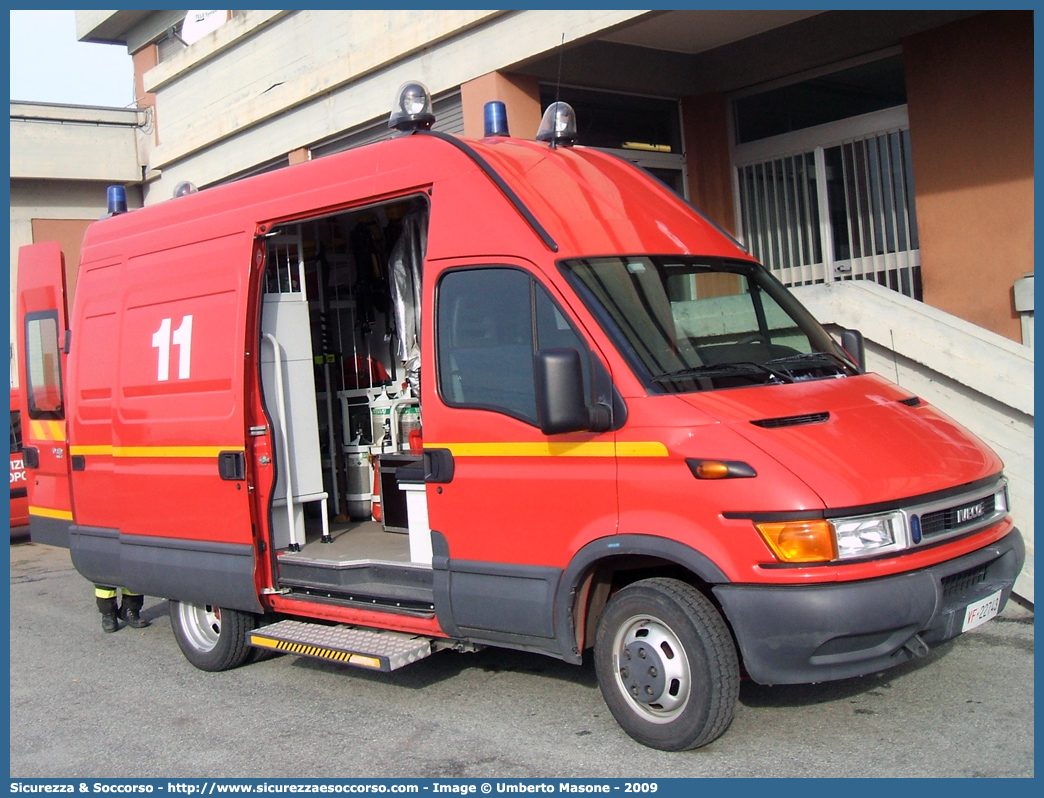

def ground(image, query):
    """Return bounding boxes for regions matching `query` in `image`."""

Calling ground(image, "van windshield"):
[561,257,857,392]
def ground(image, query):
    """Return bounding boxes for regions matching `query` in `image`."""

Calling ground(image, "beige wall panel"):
[145,9,652,193]
[11,120,140,182]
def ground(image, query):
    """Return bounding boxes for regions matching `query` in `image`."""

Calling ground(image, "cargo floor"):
[280,519,412,565]
[274,519,432,609]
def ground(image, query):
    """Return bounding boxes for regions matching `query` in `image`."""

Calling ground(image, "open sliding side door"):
[16,242,73,547]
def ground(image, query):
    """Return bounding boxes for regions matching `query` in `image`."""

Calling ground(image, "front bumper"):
[713,527,1025,685]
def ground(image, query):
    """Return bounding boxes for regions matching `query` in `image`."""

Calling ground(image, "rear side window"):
[24,312,64,420]
[10,410,21,453]
[437,267,589,425]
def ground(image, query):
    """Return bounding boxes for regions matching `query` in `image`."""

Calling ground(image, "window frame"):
[23,310,65,421]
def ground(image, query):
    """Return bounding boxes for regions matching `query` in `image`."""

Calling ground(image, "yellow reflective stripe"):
[95,587,117,599]
[249,636,383,668]
[436,442,613,458]
[29,506,74,521]
[616,441,670,458]
[28,420,66,442]
[68,446,244,458]
[429,441,668,458]
[69,445,112,456]
[114,446,241,458]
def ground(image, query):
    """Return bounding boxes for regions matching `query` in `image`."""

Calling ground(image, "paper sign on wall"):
[181,10,229,46]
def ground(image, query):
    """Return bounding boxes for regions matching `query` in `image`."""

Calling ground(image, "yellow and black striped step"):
[249,620,432,672]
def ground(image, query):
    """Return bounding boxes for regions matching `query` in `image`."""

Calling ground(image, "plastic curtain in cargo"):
[389,211,427,396]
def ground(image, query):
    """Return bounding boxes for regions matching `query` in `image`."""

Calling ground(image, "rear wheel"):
[169,600,256,672]
[594,577,739,750]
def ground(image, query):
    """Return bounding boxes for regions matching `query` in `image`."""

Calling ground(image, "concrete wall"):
[10,103,143,183]
[903,11,1034,344]
[136,9,651,198]
[793,280,1034,603]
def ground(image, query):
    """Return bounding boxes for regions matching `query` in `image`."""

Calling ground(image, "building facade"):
[77,9,1034,346]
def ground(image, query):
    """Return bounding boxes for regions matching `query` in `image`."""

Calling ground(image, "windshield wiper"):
[766,351,854,375]
[652,361,794,384]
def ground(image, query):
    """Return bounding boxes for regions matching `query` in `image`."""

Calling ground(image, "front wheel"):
[594,578,739,750]
[169,600,256,672]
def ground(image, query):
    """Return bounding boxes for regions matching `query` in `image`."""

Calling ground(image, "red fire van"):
[16,86,1023,750]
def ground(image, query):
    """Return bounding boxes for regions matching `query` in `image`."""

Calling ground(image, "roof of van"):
[81,132,753,264]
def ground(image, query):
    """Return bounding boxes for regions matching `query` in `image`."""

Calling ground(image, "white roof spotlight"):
[389,81,436,132]
[536,101,578,148]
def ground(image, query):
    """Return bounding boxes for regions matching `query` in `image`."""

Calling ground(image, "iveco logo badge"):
[956,502,986,524]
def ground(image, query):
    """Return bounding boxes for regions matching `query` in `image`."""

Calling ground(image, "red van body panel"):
[684,374,1002,509]
[69,233,254,545]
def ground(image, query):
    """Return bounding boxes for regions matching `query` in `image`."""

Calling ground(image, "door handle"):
[423,448,455,484]
[22,447,39,469]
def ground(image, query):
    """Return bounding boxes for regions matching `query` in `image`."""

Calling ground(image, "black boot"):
[96,595,120,633]
[120,593,149,629]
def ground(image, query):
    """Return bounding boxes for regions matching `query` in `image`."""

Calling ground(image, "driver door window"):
[437,267,589,425]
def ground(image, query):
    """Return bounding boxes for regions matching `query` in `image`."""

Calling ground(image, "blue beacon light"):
[483,101,509,137]
[106,185,128,215]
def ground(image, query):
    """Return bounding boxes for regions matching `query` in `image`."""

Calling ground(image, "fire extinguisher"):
[370,453,382,523]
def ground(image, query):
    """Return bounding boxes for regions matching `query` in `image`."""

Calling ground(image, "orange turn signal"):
[755,519,837,563]
[695,460,730,479]
[686,459,757,479]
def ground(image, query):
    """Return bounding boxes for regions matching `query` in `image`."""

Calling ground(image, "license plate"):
[962,589,1003,632]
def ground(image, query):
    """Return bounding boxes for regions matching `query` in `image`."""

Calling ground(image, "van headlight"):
[756,511,907,563]
[832,511,906,559]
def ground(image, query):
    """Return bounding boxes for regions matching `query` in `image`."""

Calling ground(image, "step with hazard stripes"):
[249,620,432,672]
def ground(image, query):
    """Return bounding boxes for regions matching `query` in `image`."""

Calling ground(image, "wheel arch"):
[553,535,730,664]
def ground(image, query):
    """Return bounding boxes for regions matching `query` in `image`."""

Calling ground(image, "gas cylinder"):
[369,389,394,452]
[395,388,421,452]
[343,445,371,520]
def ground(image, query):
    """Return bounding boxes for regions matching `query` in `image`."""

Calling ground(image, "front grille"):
[751,412,829,429]
[941,563,989,600]
[920,495,996,538]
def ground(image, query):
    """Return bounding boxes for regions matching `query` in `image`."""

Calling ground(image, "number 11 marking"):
[152,315,193,381]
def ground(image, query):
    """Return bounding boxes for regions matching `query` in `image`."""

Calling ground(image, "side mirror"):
[840,328,866,373]
[534,349,610,435]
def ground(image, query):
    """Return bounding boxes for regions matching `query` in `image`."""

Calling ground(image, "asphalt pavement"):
[8,540,1034,778]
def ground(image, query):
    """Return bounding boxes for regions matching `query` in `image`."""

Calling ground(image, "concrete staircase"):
[792,280,1034,604]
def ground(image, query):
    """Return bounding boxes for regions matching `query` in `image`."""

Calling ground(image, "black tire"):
[169,600,257,672]
[594,577,739,751]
